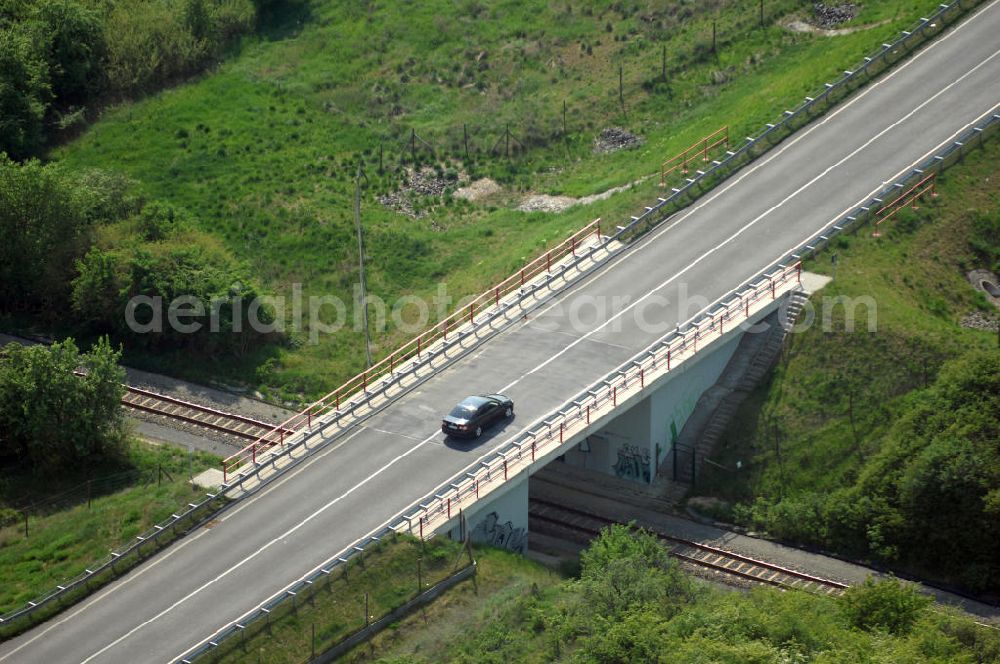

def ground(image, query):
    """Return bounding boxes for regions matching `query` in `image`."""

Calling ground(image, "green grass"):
[205,537,550,664]
[0,439,219,614]
[52,0,960,400]
[352,543,997,664]
[693,135,1000,585]
[699,136,1000,504]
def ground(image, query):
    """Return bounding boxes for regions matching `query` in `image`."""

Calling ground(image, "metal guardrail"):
[175,2,995,659]
[220,218,605,482]
[3,0,987,648]
[785,103,1000,264]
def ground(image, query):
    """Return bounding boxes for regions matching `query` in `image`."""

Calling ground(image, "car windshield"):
[448,404,477,419]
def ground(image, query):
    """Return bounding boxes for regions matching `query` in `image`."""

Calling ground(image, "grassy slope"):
[696,137,999,548]
[52,0,948,399]
[356,548,997,664]
[0,440,219,613]
[214,540,560,664]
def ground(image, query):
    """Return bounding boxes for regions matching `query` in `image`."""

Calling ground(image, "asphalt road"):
[3,3,999,662]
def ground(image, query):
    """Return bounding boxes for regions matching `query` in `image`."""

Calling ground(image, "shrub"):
[840,577,930,635]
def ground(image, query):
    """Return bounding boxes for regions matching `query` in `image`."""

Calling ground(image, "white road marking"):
[0,426,368,663]
[499,39,1000,395]
[78,430,440,664]
[5,3,997,661]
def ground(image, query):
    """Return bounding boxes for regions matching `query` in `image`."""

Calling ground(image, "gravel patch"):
[960,310,999,333]
[516,175,651,213]
[517,194,578,213]
[453,177,502,202]
[593,126,644,154]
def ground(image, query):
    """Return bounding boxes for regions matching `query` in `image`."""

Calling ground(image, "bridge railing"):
[173,2,996,658]
[399,261,802,539]
[221,219,604,482]
[659,126,729,187]
[611,0,982,248]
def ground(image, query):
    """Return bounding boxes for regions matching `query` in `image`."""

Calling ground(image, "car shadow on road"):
[442,415,517,451]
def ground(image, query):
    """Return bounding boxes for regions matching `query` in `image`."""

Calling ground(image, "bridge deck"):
[2,3,999,662]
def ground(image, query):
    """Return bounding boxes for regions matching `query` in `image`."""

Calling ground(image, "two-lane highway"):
[3,2,999,661]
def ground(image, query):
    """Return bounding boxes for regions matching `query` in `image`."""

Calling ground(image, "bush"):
[840,577,930,635]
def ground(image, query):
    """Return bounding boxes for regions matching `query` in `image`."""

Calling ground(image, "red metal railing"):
[660,126,730,187]
[222,218,603,482]
[872,172,937,237]
[398,261,802,538]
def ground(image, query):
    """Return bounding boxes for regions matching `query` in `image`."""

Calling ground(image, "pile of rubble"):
[593,127,644,154]
[812,3,859,29]
[960,310,999,333]
[377,167,454,218]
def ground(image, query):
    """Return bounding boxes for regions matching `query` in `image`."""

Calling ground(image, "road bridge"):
[2,1,999,661]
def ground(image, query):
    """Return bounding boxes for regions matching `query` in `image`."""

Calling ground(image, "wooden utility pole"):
[760,0,764,28]
[618,64,624,110]
[463,123,469,160]
[354,162,373,368]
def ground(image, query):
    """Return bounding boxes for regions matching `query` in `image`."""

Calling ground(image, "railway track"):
[529,497,848,596]
[120,384,295,443]
[71,368,292,444]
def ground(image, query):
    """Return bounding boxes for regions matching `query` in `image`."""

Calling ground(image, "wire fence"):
[2,0,990,650]
[194,535,475,664]
[175,3,996,658]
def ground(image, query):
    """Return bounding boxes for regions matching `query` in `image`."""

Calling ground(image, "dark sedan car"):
[441,394,514,438]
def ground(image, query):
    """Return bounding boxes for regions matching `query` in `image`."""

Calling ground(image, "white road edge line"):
[181,37,1000,664]
[498,44,1000,394]
[2,3,995,661]
[78,431,441,664]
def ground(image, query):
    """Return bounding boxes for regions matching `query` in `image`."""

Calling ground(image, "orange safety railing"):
[222,218,604,482]
[872,172,937,237]
[399,261,802,539]
[659,126,729,187]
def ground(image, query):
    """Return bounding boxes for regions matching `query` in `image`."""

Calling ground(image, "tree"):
[0,29,50,159]
[578,524,695,619]
[29,0,106,105]
[0,338,126,470]
[0,154,91,311]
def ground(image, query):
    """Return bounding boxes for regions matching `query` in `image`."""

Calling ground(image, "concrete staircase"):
[662,291,810,486]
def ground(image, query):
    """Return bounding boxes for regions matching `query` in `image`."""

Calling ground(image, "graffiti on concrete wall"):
[612,444,651,483]
[470,511,527,553]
